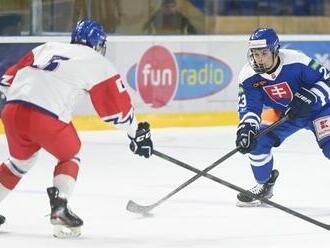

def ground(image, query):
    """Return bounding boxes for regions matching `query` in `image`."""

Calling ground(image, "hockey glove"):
[285,87,317,120]
[236,122,258,154]
[0,91,6,117]
[129,122,153,158]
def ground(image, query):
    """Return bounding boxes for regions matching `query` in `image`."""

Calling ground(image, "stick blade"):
[126,200,155,216]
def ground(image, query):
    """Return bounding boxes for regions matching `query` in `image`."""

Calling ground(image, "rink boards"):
[1,35,330,132]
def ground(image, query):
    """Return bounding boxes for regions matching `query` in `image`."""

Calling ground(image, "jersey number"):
[238,94,247,108]
[32,55,69,71]
[115,78,127,93]
[319,66,330,81]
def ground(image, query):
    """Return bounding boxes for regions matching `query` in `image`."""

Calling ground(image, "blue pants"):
[249,108,330,183]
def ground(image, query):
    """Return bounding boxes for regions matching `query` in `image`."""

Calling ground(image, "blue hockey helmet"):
[71,19,107,56]
[247,28,280,73]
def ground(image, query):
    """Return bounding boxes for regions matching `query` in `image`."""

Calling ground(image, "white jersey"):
[1,42,137,136]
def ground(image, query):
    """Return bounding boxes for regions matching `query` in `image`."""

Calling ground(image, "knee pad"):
[322,142,330,159]
[267,131,281,147]
[252,133,277,155]
[252,125,281,154]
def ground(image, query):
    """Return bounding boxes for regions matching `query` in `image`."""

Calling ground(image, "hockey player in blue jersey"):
[236,28,330,207]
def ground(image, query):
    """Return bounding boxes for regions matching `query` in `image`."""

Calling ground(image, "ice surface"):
[0,126,330,247]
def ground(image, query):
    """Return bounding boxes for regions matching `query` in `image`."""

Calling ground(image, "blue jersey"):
[238,49,330,128]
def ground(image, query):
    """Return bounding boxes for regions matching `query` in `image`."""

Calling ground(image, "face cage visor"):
[94,40,107,56]
[247,46,278,74]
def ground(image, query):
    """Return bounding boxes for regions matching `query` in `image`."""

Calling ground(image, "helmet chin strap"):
[265,54,279,74]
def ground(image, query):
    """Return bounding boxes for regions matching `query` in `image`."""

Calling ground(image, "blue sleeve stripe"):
[311,81,330,106]
[311,87,326,106]
[240,112,261,127]
[0,82,10,87]
[315,81,330,95]
[102,110,135,125]
[0,76,11,86]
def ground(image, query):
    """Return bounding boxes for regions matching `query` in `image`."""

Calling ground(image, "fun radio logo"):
[127,45,233,108]
[136,45,178,108]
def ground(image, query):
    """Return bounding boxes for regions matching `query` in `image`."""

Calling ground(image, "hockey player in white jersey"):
[0,19,153,237]
[236,28,330,207]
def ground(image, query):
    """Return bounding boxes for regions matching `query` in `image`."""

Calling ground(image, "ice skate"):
[236,170,279,207]
[47,187,83,238]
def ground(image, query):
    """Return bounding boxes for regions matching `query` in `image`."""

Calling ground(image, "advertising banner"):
[113,37,246,114]
[1,36,330,118]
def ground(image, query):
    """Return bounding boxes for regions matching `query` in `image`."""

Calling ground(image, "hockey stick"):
[150,150,330,231]
[126,115,289,215]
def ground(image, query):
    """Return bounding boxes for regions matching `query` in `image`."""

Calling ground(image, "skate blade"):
[53,225,81,238]
[236,200,262,207]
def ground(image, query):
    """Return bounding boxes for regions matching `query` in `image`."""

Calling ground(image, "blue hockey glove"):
[285,87,317,120]
[0,91,6,117]
[236,122,258,154]
[129,122,153,158]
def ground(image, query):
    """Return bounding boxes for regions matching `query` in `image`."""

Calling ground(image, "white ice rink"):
[1,126,330,247]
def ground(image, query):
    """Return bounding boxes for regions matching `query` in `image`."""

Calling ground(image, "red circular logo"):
[136,45,178,108]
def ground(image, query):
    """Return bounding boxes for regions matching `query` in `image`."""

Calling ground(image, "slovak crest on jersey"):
[263,82,293,106]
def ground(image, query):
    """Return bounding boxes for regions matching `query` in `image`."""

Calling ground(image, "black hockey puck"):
[0,215,6,225]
